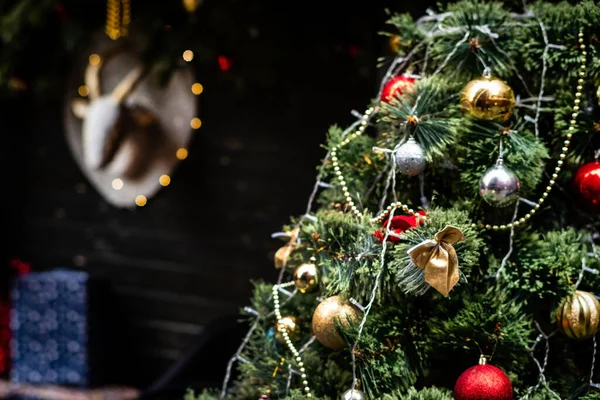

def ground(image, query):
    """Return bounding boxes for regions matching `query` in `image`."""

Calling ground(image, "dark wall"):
[2,0,432,390]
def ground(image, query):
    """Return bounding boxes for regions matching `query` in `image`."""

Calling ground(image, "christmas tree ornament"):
[572,160,600,213]
[274,228,299,269]
[275,316,300,344]
[312,295,361,350]
[373,210,427,243]
[408,225,465,296]
[460,71,515,122]
[65,37,198,209]
[395,137,426,176]
[479,157,520,207]
[293,262,320,293]
[556,290,600,340]
[453,356,513,400]
[341,388,367,400]
[381,74,416,103]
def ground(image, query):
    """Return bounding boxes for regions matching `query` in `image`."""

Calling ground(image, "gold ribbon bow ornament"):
[407,225,466,296]
[274,228,300,269]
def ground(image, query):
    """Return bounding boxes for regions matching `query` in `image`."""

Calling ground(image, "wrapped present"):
[0,297,10,376]
[1,258,32,378]
[10,269,93,387]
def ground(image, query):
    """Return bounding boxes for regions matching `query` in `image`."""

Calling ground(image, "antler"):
[111,65,145,104]
[83,47,127,100]
[84,56,103,100]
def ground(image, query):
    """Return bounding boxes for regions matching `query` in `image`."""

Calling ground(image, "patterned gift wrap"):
[10,270,89,387]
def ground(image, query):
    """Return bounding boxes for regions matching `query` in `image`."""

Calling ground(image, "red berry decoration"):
[454,359,513,400]
[381,74,416,103]
[572,160,600,213]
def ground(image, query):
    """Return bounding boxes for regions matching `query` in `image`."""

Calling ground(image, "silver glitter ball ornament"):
[395,137,426,176]
[479,159,520,207]
[341,389,367,400]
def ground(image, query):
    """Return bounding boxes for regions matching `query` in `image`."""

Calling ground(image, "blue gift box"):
[10,269,90,387]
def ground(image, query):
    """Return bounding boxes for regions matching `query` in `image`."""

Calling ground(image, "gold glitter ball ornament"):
[556,290,600,340]
[293,262,320,293]
[312,295,361,350]
[460,74,515,122]
[275,316,300,344]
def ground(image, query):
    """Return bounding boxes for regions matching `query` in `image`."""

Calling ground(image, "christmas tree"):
[193,1,600,399]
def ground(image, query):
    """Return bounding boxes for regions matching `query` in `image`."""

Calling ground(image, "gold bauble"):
[312,295,361,350]
[293,262,320,293]
[556,290,600,340]
[275,316,300,344]
[182,0,202,12]
[460,75,515,122]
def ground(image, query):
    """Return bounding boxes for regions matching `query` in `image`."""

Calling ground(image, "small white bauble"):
[341,389,367,400]
[395,137,426,176]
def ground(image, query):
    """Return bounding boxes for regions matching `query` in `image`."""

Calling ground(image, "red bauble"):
[381,74,416,103]
[572,161,600,213]
[454,364,513,400]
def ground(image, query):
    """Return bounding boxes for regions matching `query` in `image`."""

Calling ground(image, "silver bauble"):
[341,389,367,400]
[478,159,520,207]
[395,137,426,176]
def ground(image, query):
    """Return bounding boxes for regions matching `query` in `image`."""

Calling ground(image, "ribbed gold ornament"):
[556,290,600,340]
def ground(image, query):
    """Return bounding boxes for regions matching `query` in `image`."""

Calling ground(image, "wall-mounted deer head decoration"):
[71,51,158,178]
[64,35,198,209]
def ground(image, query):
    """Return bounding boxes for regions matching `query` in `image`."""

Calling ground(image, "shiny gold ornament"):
[460,74,515,122]
[312,296,361,350]
[274,228,299,269]
[182,0,202,12]
[408,225,466,296]
[556,290,600,340]
[293,262,320,293]
[275,316,300,344]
